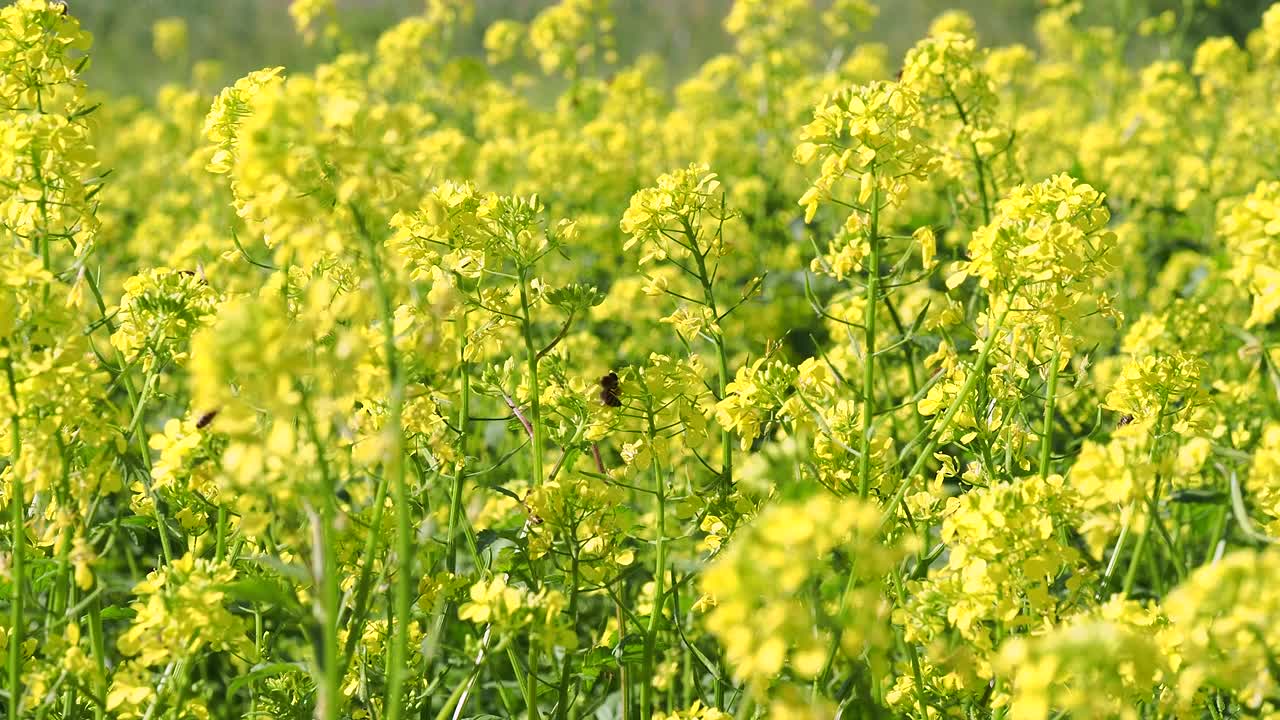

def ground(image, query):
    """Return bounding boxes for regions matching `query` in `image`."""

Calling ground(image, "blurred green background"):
[69,0,1273,98]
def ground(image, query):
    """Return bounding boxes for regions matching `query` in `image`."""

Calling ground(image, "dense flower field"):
[7,0,1280,717]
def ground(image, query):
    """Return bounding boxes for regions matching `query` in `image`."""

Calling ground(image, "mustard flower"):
[997,598,1169,720]
[1164,549,1280,715]
[795,81,936,223]
[1221,180,1280,327]
[1103,351,1208,435]
[202,66,285,174]
[527,0,616,76]
[714,357,798,450]
[701,494,903,693]
[110,267,221,370]
[151,17,187,61]
[620,163,727,265]
[0,0,92,111]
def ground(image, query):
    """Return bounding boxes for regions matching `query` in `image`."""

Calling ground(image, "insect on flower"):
[521,490,544,525]
[195,409,219,429]
[599,371,622,407]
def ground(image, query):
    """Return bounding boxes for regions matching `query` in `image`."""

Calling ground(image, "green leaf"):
[1168,488,1226,504]
[99,606,136,622]
[482,483,523,502]
[613,635,646,665]
[225,662,306,701]
[216,577,303,613]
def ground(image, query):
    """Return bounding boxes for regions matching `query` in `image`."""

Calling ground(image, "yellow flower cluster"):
[458,574,572,648]
[1103,352,1208,434]
[110,267,221,370]
[109,554,252,717]
[9,0,1280,718]
[621,163,726,265]
[952,173,1116,349]
[997,598,1170,720]
[714,358,798,450]
[1221,180,1280,327]
[701,494,903,693]
[796,81,935,223]
[1163,550,1280,716]
[890,475,1099,714]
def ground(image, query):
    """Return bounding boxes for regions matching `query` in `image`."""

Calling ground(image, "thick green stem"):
[639,409,668,720]
[715,340,732,492]
[87,597,107,720]
[359,207,412,720]
[505,642,540,720]
[859,186,881,499]
[515,266,547,717]
[553,551,581,720]
[511,272,547,720]
[1038,348,1062,479]
[320,521,341,720]
[448,309,470,573]
[301,400,341,720]
[6,358,24,720]
[518,271,545,487]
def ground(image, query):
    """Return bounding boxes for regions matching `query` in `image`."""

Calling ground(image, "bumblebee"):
[599,371,621,407]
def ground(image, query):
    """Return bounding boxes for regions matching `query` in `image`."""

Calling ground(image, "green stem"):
[892,572,930,720]
[130,370,174,565]
[943,80,992,225]
[300,399,341,720]
[715,339,732,492]
[516,266,546,720]
[337,467,392,679]
[639,408,668,720]
[443,494,539,717]
[1121,527,1150,599]
[215,507,228,563]
[617,601,632,720]
[883,297,1016,524]
[1101,502,1135,594]
[448,309,470,573]
[6,357,24,720]
[508,645,539,720]
[1202,505,1229,566]
[527,643,540,720]
[518,270,545,486]
[432,663,480,720]
[553,551,581,720]
[859,185,881,499]
[1122,401,1171,598]
[686,218,731,494]
[1038,348,1062,479]
[87,596,107,720]
[358,205,412,720]
[882,295,921,400]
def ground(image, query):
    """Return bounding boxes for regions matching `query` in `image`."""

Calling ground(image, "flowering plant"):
[4,1,1280,719]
